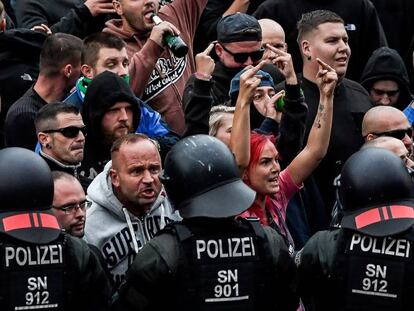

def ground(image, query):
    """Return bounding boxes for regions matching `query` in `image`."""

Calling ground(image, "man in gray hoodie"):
[84,133,180,289]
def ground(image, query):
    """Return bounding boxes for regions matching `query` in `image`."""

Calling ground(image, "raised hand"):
[195,42,215,80]
[315,58,338,98]
[85,0,115,17]
[266,44,297,84]
[238,60,267,104]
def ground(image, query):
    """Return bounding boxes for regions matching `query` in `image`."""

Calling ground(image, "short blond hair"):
[208,105,235,137]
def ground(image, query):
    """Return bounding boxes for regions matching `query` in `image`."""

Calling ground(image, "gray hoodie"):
[84,161,181,288]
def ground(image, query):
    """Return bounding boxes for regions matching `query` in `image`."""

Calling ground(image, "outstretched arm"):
[230,61,284,173]
[287,58,337,186]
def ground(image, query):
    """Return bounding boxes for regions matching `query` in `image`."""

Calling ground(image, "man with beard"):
[5,33,82,149]
[35,103,86,182]
[104,0,207,135]
[80,70,140,184]
[52,171,88,238]
[84,133,180,289]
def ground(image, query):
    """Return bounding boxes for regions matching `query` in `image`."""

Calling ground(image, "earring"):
[46,143,51,149]
[307,56,311,61]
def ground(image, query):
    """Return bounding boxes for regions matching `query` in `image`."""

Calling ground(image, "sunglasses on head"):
[372,127,412,140]
[371,88,400,97]
[43,126,87,138]
[220,44,264,63]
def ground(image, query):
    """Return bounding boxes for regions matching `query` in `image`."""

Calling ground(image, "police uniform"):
[296,148,414,311]
[112,135,299,311]
[0,147,111,311]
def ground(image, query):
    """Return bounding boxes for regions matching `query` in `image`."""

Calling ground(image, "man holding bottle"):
[104,0,208,135]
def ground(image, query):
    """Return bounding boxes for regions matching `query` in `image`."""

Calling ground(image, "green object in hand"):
[276,96,285,111]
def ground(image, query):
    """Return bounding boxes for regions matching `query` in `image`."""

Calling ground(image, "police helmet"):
[0,148,61,243]
[339,147,414,236]
[160,135,256,218]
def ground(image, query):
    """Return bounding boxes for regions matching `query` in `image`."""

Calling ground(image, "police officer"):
[0,147,111,310]
[297,147,414,311]
[111,135,299,311]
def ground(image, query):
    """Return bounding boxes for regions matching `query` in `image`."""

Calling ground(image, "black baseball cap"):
[217,13,262,44]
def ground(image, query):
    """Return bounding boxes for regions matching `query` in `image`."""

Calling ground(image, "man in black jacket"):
[4,33,82,150]
[291,10,373,223]
[253,0,387,82]
[35,103,87,186]
[80,71,140,184]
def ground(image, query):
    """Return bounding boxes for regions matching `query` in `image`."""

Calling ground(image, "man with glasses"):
[362,105,413,156]
[35,103,86,175]
[184,13,265,107]
[52,171,89,238]
[35,103,86,183]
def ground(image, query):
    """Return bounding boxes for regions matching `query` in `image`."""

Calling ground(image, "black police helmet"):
[160,135,256,218]
[340,148,414,236]
[0,148,61,243]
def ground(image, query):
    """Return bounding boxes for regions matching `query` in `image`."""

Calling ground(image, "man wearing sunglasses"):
[52,171,89,238]
[362,105,413,156]
[184,13,267,107]
[35,103,86,183]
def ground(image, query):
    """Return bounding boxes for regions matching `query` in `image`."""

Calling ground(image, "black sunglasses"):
[372,127,413,140]
[220,44,264,63]
[43,126,87,138]
[371,88,400,97]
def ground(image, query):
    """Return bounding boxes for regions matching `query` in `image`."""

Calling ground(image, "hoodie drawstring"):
[123,208,139,254]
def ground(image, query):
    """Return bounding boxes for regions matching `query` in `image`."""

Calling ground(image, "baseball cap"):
[217,13,262,44]
[229,68,275,103]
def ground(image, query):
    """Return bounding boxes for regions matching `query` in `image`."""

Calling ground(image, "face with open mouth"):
[111,139,162,213]
[115,0,159,33]
[246,140,281,196]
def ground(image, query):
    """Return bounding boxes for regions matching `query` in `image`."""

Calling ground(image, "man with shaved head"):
[361,136,414,168]
[362,105,413,155]
[84,133,180,289]
[259,18,287,60]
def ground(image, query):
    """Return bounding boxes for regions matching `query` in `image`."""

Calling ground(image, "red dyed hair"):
[244,131,277,186]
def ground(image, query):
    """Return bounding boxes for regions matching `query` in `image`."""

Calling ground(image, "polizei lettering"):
[196,237,256,260]
[348,233,411,259]
[4,244,63,268]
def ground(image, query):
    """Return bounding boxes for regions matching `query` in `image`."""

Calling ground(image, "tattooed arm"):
[286,58,337,186]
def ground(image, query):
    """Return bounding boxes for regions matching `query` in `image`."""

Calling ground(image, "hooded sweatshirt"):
[103,0,208,135]
[84,160,181,288]
[80,71,140,183]
[360,46,413,110]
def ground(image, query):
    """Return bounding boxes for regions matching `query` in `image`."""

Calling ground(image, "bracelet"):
[195,72,212,81]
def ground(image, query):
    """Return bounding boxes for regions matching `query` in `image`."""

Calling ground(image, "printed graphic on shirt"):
[345,233,408,309]
[142,54,186,102]
[1,244,64,310]
[100,215,174,287]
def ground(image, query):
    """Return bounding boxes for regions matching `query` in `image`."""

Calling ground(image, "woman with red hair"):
[231,58,337,254]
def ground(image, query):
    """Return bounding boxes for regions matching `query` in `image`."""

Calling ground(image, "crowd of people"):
[1,0,414,310]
